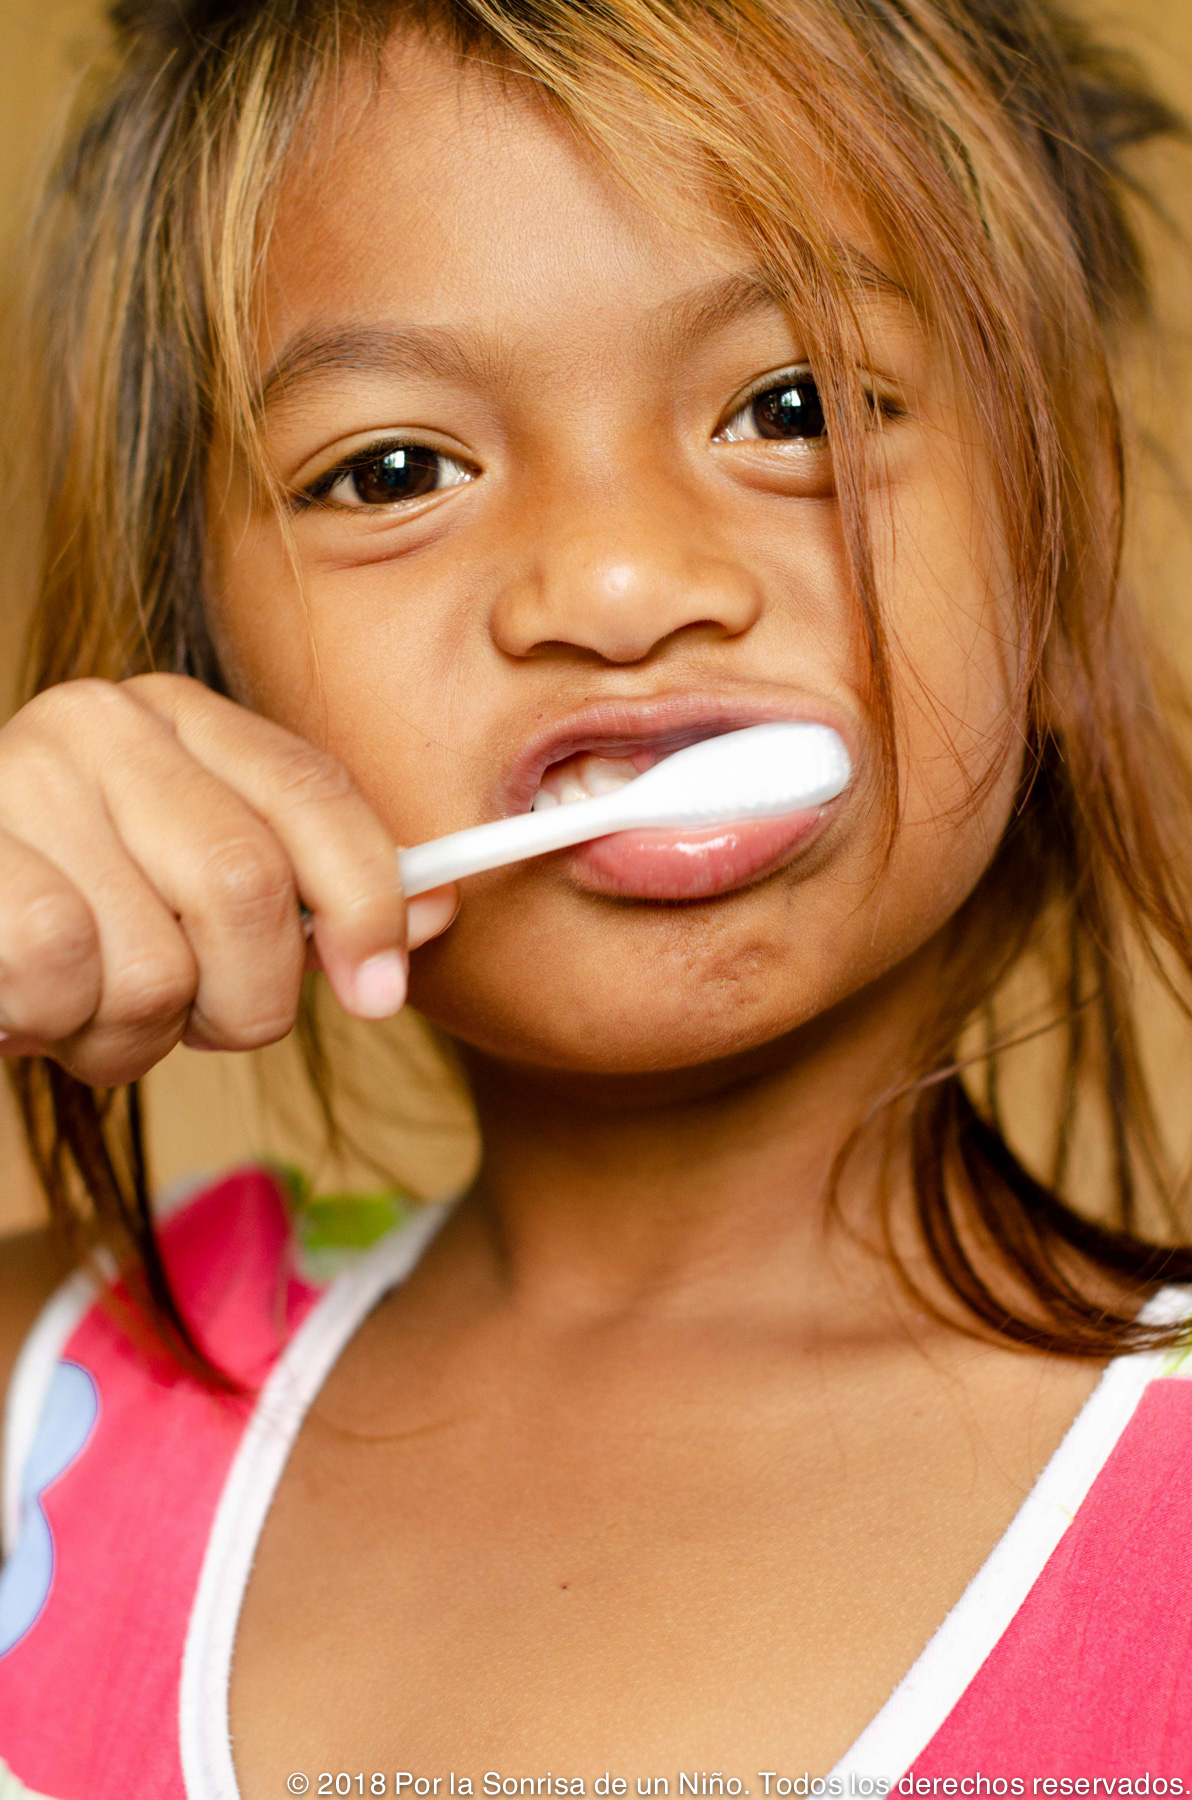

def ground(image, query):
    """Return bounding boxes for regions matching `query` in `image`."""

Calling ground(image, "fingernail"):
[350,949,407,1018]
[407,886,459,950]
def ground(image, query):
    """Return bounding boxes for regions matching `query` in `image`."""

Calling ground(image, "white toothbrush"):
[398,721,850,898]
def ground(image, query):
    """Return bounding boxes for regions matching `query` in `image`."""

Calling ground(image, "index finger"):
[123,676,416,1018]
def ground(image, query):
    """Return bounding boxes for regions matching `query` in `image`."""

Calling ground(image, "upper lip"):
[497,690,861,819]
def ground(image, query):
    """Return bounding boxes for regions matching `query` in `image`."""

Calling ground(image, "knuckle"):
[57,1031,181,1087]
[9,888,98,977]
[121,672,189,702]
[21,678,129,736]
[272,743,359,811]
[3,684,161,791]
[334,891,405,951]
[120,672,203,719]
[0,682,147,810]
[105,950,196,1032]
[200,837,294,930]
[192,996,299,1053]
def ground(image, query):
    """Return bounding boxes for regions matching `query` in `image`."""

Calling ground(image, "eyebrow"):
[656,270,784,345]
[255,323,504,414]
[255,256,908,415]
[645,258,908,362]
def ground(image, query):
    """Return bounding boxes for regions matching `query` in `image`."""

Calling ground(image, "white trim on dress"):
[179,1200,453,1800]
[829,1287,1192,1782]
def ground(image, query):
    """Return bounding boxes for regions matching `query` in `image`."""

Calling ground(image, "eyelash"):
[296,440,476,511]
[715,364,905,444]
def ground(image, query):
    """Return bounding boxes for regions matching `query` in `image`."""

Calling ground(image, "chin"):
[407,892,818,1078]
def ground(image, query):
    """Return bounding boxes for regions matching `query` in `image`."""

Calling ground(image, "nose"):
[491,486,764,664]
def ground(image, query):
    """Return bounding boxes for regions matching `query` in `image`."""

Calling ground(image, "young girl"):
[2,0,1192,1791]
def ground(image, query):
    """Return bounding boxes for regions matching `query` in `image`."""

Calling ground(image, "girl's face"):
[208,35,1019,1078]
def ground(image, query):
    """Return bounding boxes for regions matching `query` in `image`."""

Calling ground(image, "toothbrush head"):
[618,722,851,829]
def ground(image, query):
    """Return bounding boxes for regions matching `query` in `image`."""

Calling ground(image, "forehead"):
[263,34,751,356]
[253,29,921,429]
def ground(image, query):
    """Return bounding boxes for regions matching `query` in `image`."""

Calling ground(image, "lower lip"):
[564,809,827,901]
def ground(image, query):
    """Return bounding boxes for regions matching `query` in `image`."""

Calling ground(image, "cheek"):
[206,509,464,838]
[205,504,320,713]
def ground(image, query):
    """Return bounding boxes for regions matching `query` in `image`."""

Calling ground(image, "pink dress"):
[1,1166,1191,1797]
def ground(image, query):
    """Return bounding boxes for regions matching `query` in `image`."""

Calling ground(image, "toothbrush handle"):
[398,794,627,897]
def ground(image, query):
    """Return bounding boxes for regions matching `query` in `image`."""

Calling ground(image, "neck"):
[458,947,947,1341]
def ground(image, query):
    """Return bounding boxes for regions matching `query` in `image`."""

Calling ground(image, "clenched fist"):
[0,675,456,1086]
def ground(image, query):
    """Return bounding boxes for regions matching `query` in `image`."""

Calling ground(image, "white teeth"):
[557,770,591,805]
[584,765,636,796]
[531,752,641,811]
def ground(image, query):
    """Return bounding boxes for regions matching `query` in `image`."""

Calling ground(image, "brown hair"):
[9,0,1192,1370]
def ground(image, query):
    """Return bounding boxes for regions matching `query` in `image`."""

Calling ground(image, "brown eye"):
[717,366,903,450]
[716,367,829,445]
[349,446,442,503]
[308,442,476,508]
[750,378,826,440]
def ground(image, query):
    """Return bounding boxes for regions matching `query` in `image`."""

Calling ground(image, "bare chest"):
[228,1334,1099,1798]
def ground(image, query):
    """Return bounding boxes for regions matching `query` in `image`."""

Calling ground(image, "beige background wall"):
[0,0,1189,1234]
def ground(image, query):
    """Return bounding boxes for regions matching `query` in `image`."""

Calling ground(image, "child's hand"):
[0,675,456,1085]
